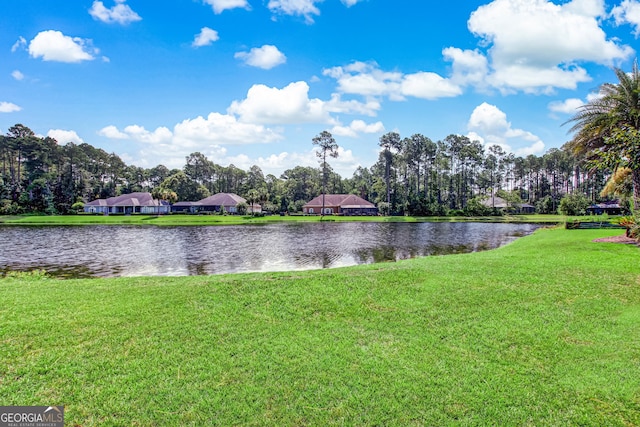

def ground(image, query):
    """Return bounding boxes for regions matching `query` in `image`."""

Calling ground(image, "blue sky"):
[1,0,639,177]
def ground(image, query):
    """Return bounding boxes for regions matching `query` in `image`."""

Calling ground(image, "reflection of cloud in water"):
[0,222,541,278]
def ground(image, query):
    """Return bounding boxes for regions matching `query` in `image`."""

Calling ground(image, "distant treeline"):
[0,124,615,216]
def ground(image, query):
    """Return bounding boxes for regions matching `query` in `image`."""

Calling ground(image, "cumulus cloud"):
[467,102,545,156]
[331,120,385,138]
[0,102,21,113]
[173,113,282,146]
[442,47,489,88]
[324,62,402,97]
[28,30,98,63]
[400,72,463,100]
[47,129,84,145]
[267,0,321,24]
[612,0,640,36]
[265,146,361,177]
[98,125,129,139]
[123,125,173,144]
[89,0,141,24]
[203,0,251,14]
[228,81,334,124]
[467,0,633,93]
[324,61,461,101]
[101,113,282,148]
[548,98,584,114]
[192,27,219,47]
[234,45,286,69]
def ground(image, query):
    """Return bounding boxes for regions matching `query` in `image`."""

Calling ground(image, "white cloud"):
[324,61,461,101]
[340,0,363,6]
[548,98,584,114]
[228,81,334,125]
[28,30,97,63]
[442,47,489,88]
[192,27,219,47]
[98,125,129,139]
[612,0,640,36]
[324,62,402,97]
[514,140,546,157]
[11,70,25,81]
[234,45,286,69]
[0,102,21,113]
[11,37,26,53]
[203,0,250,14]
[324,94,380,116]
[47,129,84,145]
[331,120,385,138]
[102,113,282,148]
[257,146,361,177]
[173,113,282,146]
[89,0,141,24]
[401,72,462,100]
[123,125,173,144]
[467,0,633,93]
[467,102,545,156]
[267,0,321,24]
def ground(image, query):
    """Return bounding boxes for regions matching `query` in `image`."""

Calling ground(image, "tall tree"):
[312,130,339,216]
[379,132,401,209]
[565,61,640,209]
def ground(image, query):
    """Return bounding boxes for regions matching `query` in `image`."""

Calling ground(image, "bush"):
[465,197,493,216]
[558,193,590,216]
[71,201,85,214]
[535,196,556,214]
[236,202,248,216]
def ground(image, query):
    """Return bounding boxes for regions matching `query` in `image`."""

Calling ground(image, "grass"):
[0,213,585,226]
[0,227,639,425]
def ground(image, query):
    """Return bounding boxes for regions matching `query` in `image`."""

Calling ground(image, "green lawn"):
[1,227,638,425]
[0,213,584,226]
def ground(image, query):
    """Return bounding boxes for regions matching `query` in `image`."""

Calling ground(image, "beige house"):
[84,192,170,214]
[302,194,378,216]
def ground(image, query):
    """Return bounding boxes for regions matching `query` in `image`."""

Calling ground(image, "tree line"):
[0,123,617,216]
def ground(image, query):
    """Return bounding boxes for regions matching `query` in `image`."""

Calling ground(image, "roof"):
[197,193,246,206]
[172,201,201,207]
[85,192,159,207]
[480,196,508,208]
[303,194,375,208]
[588,203,621,209]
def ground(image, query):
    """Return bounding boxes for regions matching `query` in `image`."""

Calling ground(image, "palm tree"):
[565,61,640,210]
[151,187,177,215]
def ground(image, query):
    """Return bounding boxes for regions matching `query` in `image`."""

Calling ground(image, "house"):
[481,196,509,210]
[480,196,535,214]
[302,194,378,216]
[586,202,623,215]
[84,192,170,214]
[170,201,201,214]
[170,193,260,214]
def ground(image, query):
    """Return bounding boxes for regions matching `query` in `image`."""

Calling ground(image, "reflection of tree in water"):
[188,262,209,276]
[354,246,397,263]
[293,249,343,269]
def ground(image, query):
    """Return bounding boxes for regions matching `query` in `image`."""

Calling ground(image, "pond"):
[0,222,541,278]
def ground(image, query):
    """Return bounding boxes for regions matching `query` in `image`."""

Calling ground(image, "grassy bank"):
[1,227,638,425]
[0,213,582,226]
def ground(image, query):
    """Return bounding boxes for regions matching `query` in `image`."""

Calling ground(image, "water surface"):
[0,222,540,278]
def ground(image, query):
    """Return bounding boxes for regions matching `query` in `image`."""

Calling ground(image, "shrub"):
[558,193,590,216]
